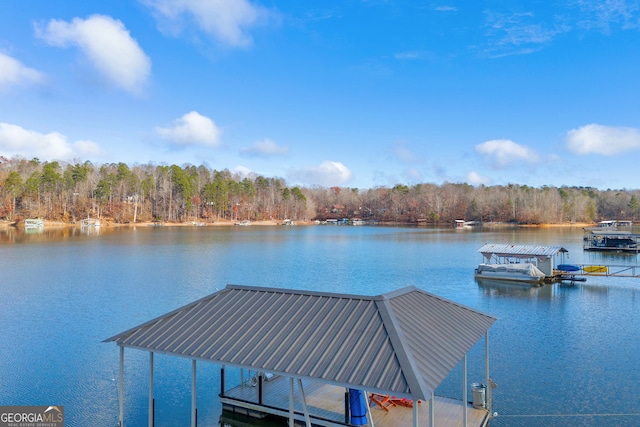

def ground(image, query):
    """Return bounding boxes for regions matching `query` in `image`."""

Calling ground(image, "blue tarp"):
[349,388,368,426]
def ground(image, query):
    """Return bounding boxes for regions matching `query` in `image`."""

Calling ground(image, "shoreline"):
[0,219,598,229]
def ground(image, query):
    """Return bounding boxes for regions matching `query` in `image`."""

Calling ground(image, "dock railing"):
[557,264,640,278]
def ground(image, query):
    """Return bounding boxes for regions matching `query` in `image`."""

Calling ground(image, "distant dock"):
[583,228,640,253]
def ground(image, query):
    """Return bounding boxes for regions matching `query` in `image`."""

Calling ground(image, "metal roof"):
[105,285,495,401]
[588,230,634,236]
[478,243,568,258]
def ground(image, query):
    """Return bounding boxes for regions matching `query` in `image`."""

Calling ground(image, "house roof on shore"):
[105,285,496,400]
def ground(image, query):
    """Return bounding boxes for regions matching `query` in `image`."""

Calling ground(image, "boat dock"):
[476,244,569,284]
[24,218,44,230]
[583,229,640,252]
[221,376,490,427]
[105,285,496,427]
[556,264,640,279]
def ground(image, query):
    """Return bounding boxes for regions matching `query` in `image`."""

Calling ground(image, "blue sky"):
[1,1,640,190]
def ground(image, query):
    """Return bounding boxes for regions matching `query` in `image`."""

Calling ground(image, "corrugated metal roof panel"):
[386,289,496,393]
[478,243,567,258]
[105,285,496,401]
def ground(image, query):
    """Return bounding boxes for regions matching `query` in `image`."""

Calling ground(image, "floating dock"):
[555,264,640,279]
[221,376,490,427]
[24,218,44,230]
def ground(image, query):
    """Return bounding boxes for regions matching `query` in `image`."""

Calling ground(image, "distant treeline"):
[1,157,639,225]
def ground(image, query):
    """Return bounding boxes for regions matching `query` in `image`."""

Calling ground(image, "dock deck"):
[221,376,490,427]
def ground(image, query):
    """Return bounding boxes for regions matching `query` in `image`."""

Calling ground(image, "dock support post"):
[297,379,312,427]
[119,345,124,427]
[344,390,349,425]
[191,360,197,427]
[364,390,375,427]
[463,353,467,427]
[486,331,492,415]
[149,352,154,427]
[429,391,435,427]
[289,377,294,427]
[220,367,225,397]
[412,396,418,427]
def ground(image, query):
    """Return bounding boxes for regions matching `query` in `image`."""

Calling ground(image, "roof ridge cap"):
[375,296,431,399]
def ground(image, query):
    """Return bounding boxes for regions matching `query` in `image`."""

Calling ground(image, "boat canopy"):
[477,243,568,263]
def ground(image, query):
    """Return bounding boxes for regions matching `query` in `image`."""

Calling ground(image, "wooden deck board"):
[223,376,489,427]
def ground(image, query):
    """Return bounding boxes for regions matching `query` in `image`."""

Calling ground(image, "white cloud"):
[240,138,288,157]
[0,53,45,90]
[566,123,640,155]
[156,111,222,147]
[476,139,539,168]
[467,171,492,185]
[482,10,570,57]
[393,50,425,59]
[141,0,272,47]
[0,123,102,160]
[35,15,151,94]
[234,165,254,177]
[288,161,352,187]
[402,168,423,183]
[393,141,424,163]
[482,2,640,57]
[434,6,458,12]
[571,0,639,32]
[486,12,561,45]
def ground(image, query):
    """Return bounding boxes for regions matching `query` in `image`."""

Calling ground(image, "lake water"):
[1,224,640,427]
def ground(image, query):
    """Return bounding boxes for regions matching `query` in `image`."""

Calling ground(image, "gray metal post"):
[430,391,435,427]
[412,396,418,427]
[191,360,197,427]
[149,352,154,427]
[119,346,124,427]
[297,379,312,427]
[485,331,492,415]
[463,353,467,427]
[363,390,375,427]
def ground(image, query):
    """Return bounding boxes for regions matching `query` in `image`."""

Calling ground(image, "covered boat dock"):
[583,229,640,252]
[105,285,496,427]
[477,243,569,279]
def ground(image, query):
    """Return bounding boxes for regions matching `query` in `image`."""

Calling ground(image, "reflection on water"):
[476,278,556,299]
[584,250,640,265]
[80,225,102,235]
[24,228,44,235]
[0,224,108,243]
